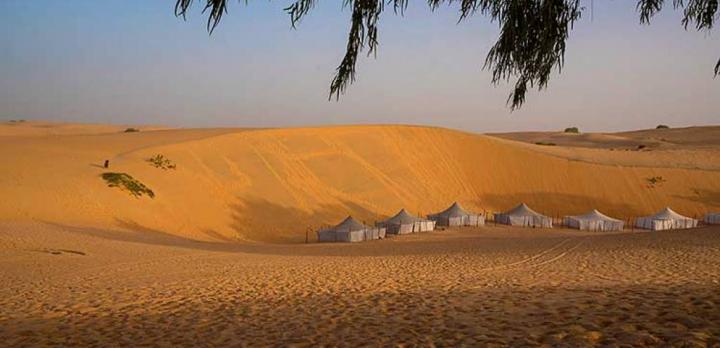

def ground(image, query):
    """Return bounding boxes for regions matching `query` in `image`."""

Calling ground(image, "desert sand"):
[1,222,719,346]
[1,121,719,346]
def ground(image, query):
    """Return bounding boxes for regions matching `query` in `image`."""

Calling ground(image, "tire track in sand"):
[476,238,574,273]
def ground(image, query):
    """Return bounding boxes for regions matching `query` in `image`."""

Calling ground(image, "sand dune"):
[490,130,653,149]
[491,126,720,150]
[489,126,720,171]
[0,120,172,137]
[2,122,720,346]
[618,126,720,148]
[1,122,719,242]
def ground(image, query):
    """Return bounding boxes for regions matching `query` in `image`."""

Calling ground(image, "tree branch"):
[175,0,718,110]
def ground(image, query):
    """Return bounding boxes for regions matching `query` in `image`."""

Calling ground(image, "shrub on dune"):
[147,154,177,170]
[101,172,155,198]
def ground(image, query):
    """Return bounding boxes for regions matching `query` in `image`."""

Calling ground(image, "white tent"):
[317,216,386,242]
[635,207,698,231]
[704,213,720,225]
[494,203,553,228]
[427,202,484,227]
[563,209,623,231]
[377,209,436,234]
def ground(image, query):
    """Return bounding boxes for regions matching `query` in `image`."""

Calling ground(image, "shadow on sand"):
[228,198,384,243]
[41,215,510,257]
[673,188,720,210]
[3,283,718,346]
[39,191,715,257]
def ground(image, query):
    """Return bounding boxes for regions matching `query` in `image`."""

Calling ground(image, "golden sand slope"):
[1,122,719,242]
[1,222,719,346]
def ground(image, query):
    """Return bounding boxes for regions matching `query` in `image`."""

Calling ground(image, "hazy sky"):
[1,0,718,132]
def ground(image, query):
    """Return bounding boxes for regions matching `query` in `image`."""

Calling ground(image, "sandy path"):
[1,222,719,346]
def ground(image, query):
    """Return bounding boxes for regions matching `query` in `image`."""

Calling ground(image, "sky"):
[1,0,718,132]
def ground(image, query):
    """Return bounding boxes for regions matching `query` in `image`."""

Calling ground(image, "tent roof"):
[329,216,369,231]
[502,203,547,218]
[567,209,621,222]
[643,207,693,220]
[430,202,472,218]
[382,209,424,224]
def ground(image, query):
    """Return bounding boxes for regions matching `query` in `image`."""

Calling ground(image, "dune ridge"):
[1,122,719,242]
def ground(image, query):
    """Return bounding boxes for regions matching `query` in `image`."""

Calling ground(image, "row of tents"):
[318,202,719,243]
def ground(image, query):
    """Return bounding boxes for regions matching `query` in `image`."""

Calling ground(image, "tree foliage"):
[174,0,719,109]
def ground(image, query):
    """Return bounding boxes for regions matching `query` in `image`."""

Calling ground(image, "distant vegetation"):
[7,119,26,123]
[656,124,670,129]
[646,176,667,188]
[147,154,177,170]
[101,173,155,198]
[535,142,557,146]
[637,144,647,150]
[563,127,580,134]
[124,128,140,133]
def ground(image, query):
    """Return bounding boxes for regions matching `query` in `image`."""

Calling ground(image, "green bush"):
[101,173,155,198]
[563,127,580,134]
[147,154,177,170]
[124,128,140,133]
[656,124,670,129]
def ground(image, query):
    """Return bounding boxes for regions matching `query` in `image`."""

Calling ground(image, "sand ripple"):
[1,223,719,346]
